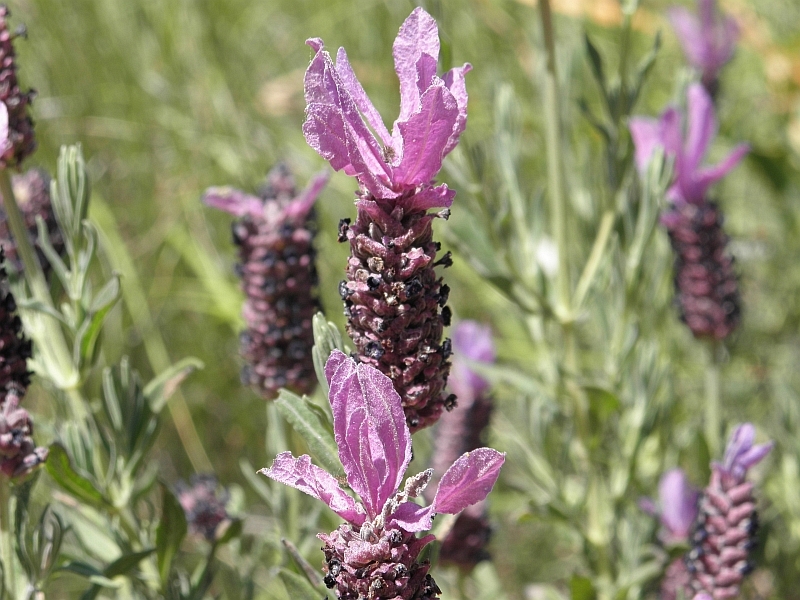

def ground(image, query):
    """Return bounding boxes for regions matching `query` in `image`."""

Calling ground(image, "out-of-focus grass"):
[11,0,800,597]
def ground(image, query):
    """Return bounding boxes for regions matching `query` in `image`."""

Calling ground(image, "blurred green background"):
[10,0,800,596]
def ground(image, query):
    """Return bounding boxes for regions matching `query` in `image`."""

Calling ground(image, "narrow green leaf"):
[144,357,204,413]
[584,34,605,89]
[569,575,597,600]
[282,538,321,588]
[58,561,104,579]
[45,444,109,509]
[311,313,345,394]
[156,484,188,584]
[278,568,325,600]
[275,390,342,478]
[104,548,156,578]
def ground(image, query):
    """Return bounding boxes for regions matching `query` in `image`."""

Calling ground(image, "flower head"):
[719,422,773,484]
[303,7,470,206]
[203,165,328,398]
[0,6,36,168]
[629,83,748,204]
[668,0,739,91]
[260,351,503,597]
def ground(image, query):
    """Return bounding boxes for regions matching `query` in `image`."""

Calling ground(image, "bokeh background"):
[11,0,800,597]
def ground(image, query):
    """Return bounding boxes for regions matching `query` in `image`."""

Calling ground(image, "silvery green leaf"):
[143,357,204,413]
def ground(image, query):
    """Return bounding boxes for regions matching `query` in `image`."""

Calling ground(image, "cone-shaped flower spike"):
[668,0,739,96]
[685,424,772,599]
[304,7,470,431]
[260,350,504,599]
[630,84,746,340]
[0,7,36,168]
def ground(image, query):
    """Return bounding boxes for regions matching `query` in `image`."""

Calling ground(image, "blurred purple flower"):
[260,350,504,598]
[629,83,748,204]
[668,0,739,94]
[643,469,699,546]
[0,6,36,169]
[303,7,469,204]
[449,321,495,403]
[175,475,232,542]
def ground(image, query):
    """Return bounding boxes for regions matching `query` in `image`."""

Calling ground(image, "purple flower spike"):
[668,0,739,95]
[629,83,748,204]
[307,8,468,432]
[657,469,699,545]
[260,351,504,599]
[681,423,772,599]
[450,321,495,402]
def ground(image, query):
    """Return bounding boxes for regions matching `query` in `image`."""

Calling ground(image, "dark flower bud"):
[0,247,31,395]
[0,388,47,479]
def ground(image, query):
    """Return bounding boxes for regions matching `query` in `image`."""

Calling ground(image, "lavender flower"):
[0,6,36,168]
[668,0,739,97]
[0,168,65,276]
[204,165,328,398]
[303,7,470,431]
[682,424,772,599]
[260,350,504,599]
[630,84,747,340]
[176,475,232,542]
[427,321,495,570]
[0,387,47,478]
[643,468,700,546]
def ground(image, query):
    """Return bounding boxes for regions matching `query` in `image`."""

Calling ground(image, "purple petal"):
[432,448,505,515]
[658,469,699,542]
[722,423,773,480]
[400,183,455,212]
[668,7,705,69]
[325,351,412,519]
[441,63,472,156]
[389,501,434,533]
[393,7,440,124]
[259,452,365,525]
[303,40,394,199]
[283,171,329,220]
[453,321,495,364]
[683,83,716,173]
[0,102,8,146]
[326,352,381,515]
[692,143,749,198]
[393,84,458,187]
[202,187,264,218]
[629,117,662,173]
[356,361,412,514]
[334,47,393,149]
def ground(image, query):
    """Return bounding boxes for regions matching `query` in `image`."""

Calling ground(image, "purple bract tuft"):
[668,0,739,97]
[203,164,328,398]
[643,468,699,547]
[304,8,469,431]
[259,351,504,599]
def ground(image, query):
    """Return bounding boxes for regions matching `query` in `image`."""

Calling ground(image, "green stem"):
[574,210,615,310]
[704,342,721,457]
[538,0,570,319]
[0,477,15,596]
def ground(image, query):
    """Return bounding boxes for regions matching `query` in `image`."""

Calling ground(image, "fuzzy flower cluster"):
[655,424,772,600]
[304,7,470,431]
[204,165,328,398]
[176,474,232,542]
[631,84,747,340]
[427,321,496,570]
[0,249,46,479]
[260,350,504,599]
[668,0,739,97]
